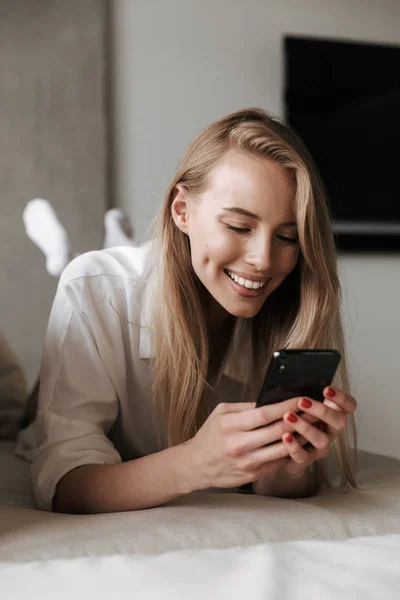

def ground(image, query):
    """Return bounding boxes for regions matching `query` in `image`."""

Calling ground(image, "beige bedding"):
[1,440,400,562]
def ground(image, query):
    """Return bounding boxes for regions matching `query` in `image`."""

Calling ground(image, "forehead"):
[205,151,296,218]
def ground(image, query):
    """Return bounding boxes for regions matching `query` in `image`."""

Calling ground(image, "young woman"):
[16,107,358,513]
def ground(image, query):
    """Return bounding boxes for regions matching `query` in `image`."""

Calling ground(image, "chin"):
[225,302,264,319]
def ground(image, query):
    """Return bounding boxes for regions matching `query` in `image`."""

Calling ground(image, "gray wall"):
[111,0,400,459]
[0,0,109,386]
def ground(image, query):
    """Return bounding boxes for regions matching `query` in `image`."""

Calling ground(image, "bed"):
[1,438,400,598]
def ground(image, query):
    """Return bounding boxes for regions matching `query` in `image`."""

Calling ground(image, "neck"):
[205,291,231,330]
[202,288,235,377]
[206,313,235,379]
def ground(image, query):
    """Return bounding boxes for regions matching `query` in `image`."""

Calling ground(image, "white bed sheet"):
[1,440,400,599]
[2,533,400,600]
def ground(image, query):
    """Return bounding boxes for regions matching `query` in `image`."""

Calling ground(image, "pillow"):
[0,331,28,438]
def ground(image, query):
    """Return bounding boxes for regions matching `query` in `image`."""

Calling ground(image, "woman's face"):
[171,150,299,325]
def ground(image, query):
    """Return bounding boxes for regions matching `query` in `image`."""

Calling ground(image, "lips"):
[224,269,270,297]
[225,269,269,290]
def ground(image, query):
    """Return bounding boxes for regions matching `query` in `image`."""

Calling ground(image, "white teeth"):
[226,270,267,290]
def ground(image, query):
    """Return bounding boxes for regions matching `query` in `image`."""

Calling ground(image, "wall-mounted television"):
[284,35,400,252]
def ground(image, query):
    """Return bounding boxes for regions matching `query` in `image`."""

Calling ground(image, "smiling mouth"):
[224,269,269,291]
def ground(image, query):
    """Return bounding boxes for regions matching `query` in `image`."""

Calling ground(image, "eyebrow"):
[221,207,297,227]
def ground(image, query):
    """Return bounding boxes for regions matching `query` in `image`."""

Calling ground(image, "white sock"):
[23,199,71,277]
[103,208,135,248]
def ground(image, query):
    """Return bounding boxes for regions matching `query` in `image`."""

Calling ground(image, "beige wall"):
[111,0,400,459]
[0,0,109,386]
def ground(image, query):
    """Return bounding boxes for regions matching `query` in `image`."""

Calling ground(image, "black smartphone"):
[256,349,341,408]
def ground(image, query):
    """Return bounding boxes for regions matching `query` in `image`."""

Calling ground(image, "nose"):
[245,234,273,273]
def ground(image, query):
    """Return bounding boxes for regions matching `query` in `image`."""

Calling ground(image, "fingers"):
[233,421,310,456]
[282,397,345,463]
[261,415,318,442]
[214,402,256,415]
[251,414,317,448]
[248,434,315,482]
[232,396,309,432]
[220,399,320,454]
[288,397,347,436]
[323,387,357,414]
[283,411,331,453]
[249,438,292,465]
[217,389,356,460]
[234,434,311,470]
[281,432,319,466]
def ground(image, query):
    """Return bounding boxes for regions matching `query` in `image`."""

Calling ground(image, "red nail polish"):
[325,387,336,398]
[284,434,294,443]
[300,398,312,409]
[287,412,298,423]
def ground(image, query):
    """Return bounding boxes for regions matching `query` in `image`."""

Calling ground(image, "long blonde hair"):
[146,107,357,492]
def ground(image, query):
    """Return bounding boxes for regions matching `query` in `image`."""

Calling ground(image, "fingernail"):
[284,434,294,443]
[325,387,336,398]
[300,398,312,409]
[286,412,298,423]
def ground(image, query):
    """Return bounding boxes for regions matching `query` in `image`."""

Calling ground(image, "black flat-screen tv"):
[284,35,400,252]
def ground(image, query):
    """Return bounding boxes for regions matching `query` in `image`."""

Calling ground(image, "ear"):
[171,183,190,234]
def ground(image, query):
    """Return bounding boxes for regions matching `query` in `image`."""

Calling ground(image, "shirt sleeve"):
[20,267,122,511]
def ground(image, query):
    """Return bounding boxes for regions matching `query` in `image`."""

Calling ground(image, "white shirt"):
[16,244,248,510]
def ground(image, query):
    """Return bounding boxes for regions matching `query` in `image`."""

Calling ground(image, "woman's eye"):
[225,224,250,234]
[277,234,298,245]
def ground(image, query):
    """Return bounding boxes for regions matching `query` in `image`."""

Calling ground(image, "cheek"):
[277,249,299,278]
[193,227,238,267]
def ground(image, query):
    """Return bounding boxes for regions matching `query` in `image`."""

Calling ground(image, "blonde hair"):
[146,107,357,494]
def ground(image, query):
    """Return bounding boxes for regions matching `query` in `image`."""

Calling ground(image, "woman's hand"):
[253,386,358,494]
[185,397,313,491]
